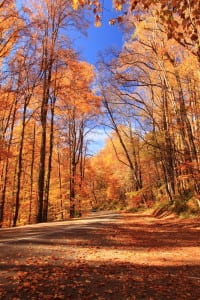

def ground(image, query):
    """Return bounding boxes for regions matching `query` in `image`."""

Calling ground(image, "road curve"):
[0,211,121,244]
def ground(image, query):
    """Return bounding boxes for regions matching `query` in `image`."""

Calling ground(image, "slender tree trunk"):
[43,97,55,221]
[161,86,176,202]
[69,129,77,218]
[37,55,52,222]
[103,96,141,191]
[57,149,64,220]
[13,99,28,226]
[37,107,47,223]
[37,19,54,222]
[11,157,18,226]
[77,122,84,217]
[69,112,78,218]
[29,123,36,224]
[129,126,142,190]
[0,99,18,227]
[69,164,76,218]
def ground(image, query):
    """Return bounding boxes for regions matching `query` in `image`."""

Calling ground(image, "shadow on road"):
[0,212,200,299]
[1,214,199,250]
[1,261,200,299]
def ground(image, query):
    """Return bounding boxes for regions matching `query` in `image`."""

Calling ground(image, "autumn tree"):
[0,0,100,227]
[96,11,200,211]
[88,128,150,210]
[0,0,24,226]
[0,0,23,60]
[55,60,100,217]
[72,0,200,61]
[20,0,89,223]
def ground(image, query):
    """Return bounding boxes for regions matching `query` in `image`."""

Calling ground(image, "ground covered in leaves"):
[0,212,200,299]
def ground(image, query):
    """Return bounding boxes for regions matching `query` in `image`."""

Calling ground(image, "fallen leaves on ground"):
[0,213,200,299]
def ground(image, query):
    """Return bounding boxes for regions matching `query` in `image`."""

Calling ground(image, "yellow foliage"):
[72,0,79,10]
[0,0,23,60]
[94,14,101,27]
[113,0,122,11]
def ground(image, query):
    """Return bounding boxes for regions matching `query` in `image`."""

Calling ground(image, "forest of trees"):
[0,0,200,227]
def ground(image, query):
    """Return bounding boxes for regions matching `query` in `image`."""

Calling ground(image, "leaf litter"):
[0,212,200,299]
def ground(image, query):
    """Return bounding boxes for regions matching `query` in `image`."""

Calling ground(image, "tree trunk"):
[28,123,36,224]
[37,51,52,223]
[0,99,18,227]
[13,99,28,226]
[57,149,64,220]
[43,97,55,221]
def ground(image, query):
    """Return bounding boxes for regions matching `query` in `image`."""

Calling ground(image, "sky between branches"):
[15,0,124,154]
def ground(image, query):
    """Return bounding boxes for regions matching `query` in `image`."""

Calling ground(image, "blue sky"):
[70,5,124,65]
[16,0,123,153]
[74,23,123,65]
[71,4,124,153]
[16,0,123,65]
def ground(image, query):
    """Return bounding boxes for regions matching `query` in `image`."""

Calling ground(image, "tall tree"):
[73,0,200,60]
[22,0,88,222]
[56,60,100,217]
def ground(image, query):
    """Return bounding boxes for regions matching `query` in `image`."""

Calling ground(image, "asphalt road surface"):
[0,211,200,299]
[0,211,121,244]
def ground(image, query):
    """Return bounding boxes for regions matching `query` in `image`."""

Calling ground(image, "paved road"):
[0,211,123,299]
[0,211,121,244]
[1,212,200,299]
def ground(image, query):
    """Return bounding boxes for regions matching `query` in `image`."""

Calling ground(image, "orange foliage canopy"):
[0,0,23,59]
[72,0,200,58]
